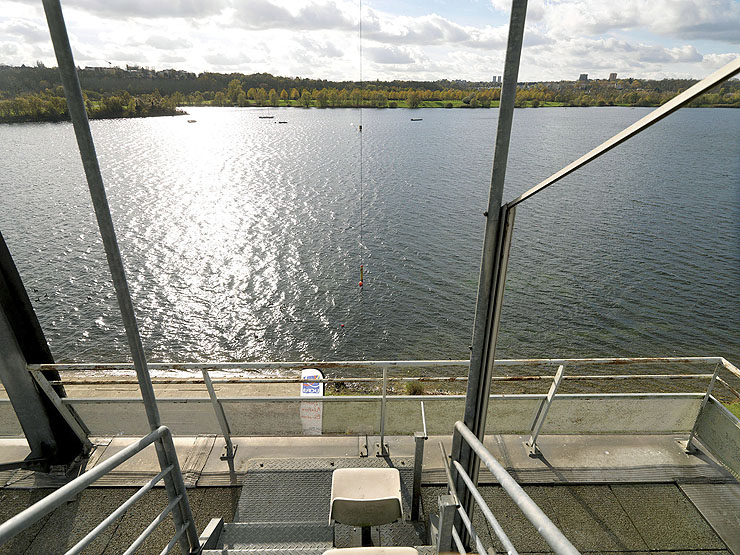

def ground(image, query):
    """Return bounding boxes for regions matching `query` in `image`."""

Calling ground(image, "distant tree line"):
[0,86,183,123]
[1,64,738,123]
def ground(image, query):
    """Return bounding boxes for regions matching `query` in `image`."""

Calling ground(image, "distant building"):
[578,73,588,81]
[492,75,502,84]
[609,72,618,81]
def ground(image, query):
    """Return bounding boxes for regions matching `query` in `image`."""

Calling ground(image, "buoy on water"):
[358,281,363,287]
[359,264,364,287]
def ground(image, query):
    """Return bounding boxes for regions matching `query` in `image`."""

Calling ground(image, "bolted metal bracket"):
[220,443,238,461]
[375,442,390,457]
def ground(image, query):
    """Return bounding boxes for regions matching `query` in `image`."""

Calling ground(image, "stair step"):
[220,522,333,550]
[204,547,435,555]
[204,550,328,555]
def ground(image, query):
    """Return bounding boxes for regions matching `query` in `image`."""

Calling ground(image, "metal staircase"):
[203,457,428,555]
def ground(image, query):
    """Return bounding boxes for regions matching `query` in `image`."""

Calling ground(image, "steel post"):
[436,494,457,554]
[42,2,198,551]
[453,0,528,543]
[527,364,565,455]
[454,204,517,539]
[377,366,388,456]
[202,369,235,460]
[411,431,426,520]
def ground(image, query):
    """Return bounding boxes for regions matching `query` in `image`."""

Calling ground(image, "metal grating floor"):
[236,457,415,523]
[228,456,427,550]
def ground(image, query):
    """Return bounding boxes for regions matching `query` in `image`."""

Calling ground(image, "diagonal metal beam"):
[509,56,740,208]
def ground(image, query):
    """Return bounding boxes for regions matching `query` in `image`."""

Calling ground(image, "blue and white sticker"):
[300,368,324,397]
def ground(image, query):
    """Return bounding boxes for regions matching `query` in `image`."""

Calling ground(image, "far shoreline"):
[3,103,738,125]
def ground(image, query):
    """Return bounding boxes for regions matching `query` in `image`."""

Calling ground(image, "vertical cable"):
[358,0,364,288]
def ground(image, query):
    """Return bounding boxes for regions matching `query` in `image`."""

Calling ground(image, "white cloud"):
[0,0,738,80]
[231,0,355,31]
[492,0,740,44]
[365,45,415,64]
[145,35,193,50]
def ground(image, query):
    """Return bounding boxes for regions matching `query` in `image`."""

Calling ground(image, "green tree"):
[255,87,267,105]
[407,90,420,108]
[268,88,279,106]
[226,79,244,104]
[316,88,328,108]
[300,89,312,107]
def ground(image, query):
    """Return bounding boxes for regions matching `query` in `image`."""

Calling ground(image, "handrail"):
[452,459,518,555]
[454,421,580,554]
[66,465,174,555]
[439,442,499,555]
[36,373,718,385]
[27,355,728,373]
[0,426,196,554]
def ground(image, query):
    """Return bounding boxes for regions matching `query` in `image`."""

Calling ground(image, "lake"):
[0,106,738,367]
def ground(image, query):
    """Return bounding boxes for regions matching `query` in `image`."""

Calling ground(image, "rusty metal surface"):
[27,355,730,373]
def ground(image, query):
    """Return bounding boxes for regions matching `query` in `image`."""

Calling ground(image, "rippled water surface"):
[0,107,738,365]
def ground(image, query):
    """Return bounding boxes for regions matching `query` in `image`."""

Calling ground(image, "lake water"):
[0,107,738,367]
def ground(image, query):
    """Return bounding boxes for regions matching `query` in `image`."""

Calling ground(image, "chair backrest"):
[329,468,403,526]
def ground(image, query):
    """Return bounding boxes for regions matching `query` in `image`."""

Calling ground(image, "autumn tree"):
[268,88,279,106]
[300,89,312,107]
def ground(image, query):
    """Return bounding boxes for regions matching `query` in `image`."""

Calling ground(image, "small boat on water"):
[411,118,423,121]
[278,121,288,124]
[259,107,275,119]
[187,119,197,123]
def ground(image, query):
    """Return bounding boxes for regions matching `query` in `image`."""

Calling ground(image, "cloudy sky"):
[1,0,739,81]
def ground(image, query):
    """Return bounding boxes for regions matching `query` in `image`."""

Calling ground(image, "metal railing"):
[0,426,197,554]
[437,421,580,555]
[20,356,740,447]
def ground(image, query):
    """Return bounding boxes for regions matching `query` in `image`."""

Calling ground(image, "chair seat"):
[329,468,403,527]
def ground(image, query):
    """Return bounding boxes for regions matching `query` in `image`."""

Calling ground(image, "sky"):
[0,0,739,82]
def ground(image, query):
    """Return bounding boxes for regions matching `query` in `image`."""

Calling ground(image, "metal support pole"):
[452,2,527,544]
[377,366,388,456]
[42,2,199,551]
[411,402,428,520]
[202,369,236,460]
[527,365,565,455]
[412,431,426,521]
[686,362,720,452]
[436,494,457,554]
[453,204,517,540]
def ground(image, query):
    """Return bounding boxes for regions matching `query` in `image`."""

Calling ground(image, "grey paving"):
[680,483,740,554]
[421,483,729,554]
[609,484,727,551]
[0,487,240,555]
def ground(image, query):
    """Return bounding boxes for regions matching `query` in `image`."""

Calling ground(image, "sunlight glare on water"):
[0,106,738,365]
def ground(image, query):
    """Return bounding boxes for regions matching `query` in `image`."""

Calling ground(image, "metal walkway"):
[204,456,427,554]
